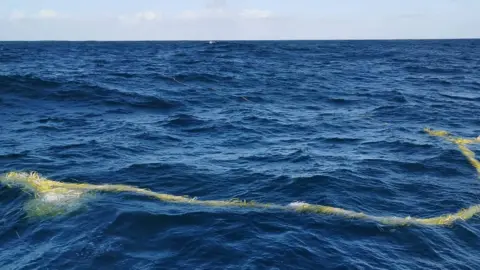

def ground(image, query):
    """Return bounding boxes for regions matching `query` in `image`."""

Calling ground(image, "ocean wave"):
[320,137,363,144]
[326,97,360,105]
[241,149,313,163]
[47,141,98,152]
[165,114,206,127]
[438,92,480,101]
[108,72,136,78]
[404,65,467,75]
[357,155,467,177]
[0,74,182,110]
[173,72,235,84]
[132,132,182,142]
[424,78,453,86]
[0,152,29,160]
[0,74,61,93]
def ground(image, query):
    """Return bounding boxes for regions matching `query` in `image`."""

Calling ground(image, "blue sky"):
[1,0,479,40]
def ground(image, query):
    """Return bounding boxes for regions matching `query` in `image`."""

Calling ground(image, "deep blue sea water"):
[0,40,480,269]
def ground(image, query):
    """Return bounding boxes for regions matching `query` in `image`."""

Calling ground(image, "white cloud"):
[240,9,273,19]
[177,7,273,21]
[178,8,228,20]
[135,11,159,21]
[118,11,161,24]
[206,0,227,9]
[38,9,58,19]
[8,9,62,20]
[8,10,26,21]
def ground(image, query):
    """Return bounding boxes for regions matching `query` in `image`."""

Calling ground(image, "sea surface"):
[0,40,480,269]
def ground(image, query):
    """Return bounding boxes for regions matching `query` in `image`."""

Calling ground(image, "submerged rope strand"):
[1,128,479,226]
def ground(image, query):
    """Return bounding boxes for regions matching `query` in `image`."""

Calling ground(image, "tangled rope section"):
[423,128,480,175]
[1,128,479,226]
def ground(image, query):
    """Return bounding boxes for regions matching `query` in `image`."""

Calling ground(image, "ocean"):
[0,40,480,269]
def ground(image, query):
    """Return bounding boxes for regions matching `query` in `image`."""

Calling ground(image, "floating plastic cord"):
[1,128,479,226]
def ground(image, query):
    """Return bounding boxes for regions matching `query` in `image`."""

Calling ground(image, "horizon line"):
[1,37,479,42]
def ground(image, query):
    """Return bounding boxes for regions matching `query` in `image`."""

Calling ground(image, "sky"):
[0,0,479,40]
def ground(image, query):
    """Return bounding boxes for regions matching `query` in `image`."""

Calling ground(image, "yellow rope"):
[424,128,480,175]
[1,128,479,226]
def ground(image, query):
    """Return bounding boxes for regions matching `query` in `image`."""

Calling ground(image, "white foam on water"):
[287,201,311,208]
[40,190,84,204]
